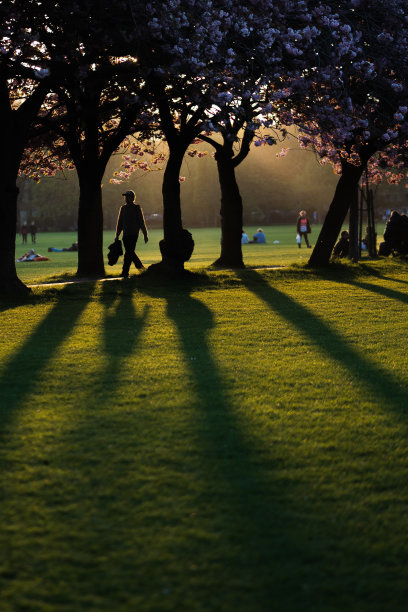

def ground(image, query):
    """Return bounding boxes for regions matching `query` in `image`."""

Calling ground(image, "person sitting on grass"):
[379,210,408,256]
[333,230,350,259]
[250,228,266,244]
[241,230,249,244]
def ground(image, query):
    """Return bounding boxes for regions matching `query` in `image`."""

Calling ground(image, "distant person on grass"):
[296,210,311,248]
[48,242,78,252]
[21,222,28,244]
[250,228,266,244]
[379,210,408,256]
[241,230,249,244]
[333,230,350,259]
[30,221,37,243]
[115,189,148,278]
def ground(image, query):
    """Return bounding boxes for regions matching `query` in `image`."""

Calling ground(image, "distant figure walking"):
[296,210,311,248]
[115,190,148,278]
[21,222,28,244]
[30,221,37,243]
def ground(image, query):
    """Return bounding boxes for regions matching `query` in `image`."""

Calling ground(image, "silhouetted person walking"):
[115,190,148,278]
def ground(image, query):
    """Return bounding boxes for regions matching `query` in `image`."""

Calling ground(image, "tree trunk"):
[348,184,359,262]
[162,147,184,242]
[308,162,365,267]
[0,129,30,295]
[212,149,244,268]
[151,145,194,274]
[77,166,105,278]
[0,78,50,295]
[0,180,31,295]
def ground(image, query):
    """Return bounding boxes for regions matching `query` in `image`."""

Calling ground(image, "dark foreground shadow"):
[238,270,408,419]
[3,276,407,611]
[0,283,96,434]
[342,276,408,307]
[101,280,149,363]
[146,282,328,609]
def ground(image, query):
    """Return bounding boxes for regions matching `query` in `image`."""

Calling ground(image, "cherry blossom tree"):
[132,0,328,271]
[30,61,148,277]
[21,0,154,278]
[280,0,408,265]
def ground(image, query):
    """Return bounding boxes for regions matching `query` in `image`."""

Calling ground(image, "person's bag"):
[107,239,123,266]
[296,233,301,244]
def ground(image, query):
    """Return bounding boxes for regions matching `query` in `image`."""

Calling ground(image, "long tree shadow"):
[28,280,310,610]
[341,277,408,307]
[0,283,96,434]
[238,270,408,418]
[160,282,327,609]
[359,261,408,286]
[1,283,151,609]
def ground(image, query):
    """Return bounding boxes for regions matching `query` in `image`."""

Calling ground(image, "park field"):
[13,224,368,284]
[1,227,408,611]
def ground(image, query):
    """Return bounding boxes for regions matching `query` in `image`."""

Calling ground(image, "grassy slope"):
[2,233,408,611]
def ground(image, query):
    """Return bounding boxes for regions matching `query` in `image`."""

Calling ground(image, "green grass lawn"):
[2,229,408,611]
[15,224,379,284]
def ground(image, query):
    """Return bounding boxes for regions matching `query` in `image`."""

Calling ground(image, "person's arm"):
[138,207,149,242]
[115,207,123,239]
[333,240,341,257]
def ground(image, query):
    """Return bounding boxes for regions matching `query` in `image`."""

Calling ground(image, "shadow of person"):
[99,281,150,398]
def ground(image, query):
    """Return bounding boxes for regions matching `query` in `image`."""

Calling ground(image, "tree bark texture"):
[212,149,244,268]
[348,185,360,262]
[77,166,105,278]
[0,131,30,295]
[0,180,31,295]
[308,162,365,267]
[0,79,50,295]
[153,145,194,273]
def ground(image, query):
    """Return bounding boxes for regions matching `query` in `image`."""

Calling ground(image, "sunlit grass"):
[1,261,408,611]
[15,224,387,285]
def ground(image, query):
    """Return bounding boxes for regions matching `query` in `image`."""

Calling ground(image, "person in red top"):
[296,210,311,248]
[115,190,149,277]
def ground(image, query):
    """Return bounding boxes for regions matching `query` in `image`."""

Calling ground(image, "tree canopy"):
[2,0,408,292]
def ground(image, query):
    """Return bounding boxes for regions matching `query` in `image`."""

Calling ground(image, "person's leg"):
[122,235,137,276]
[130,232,144,269]
[303,232,310,247]
[132,252,144,269]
